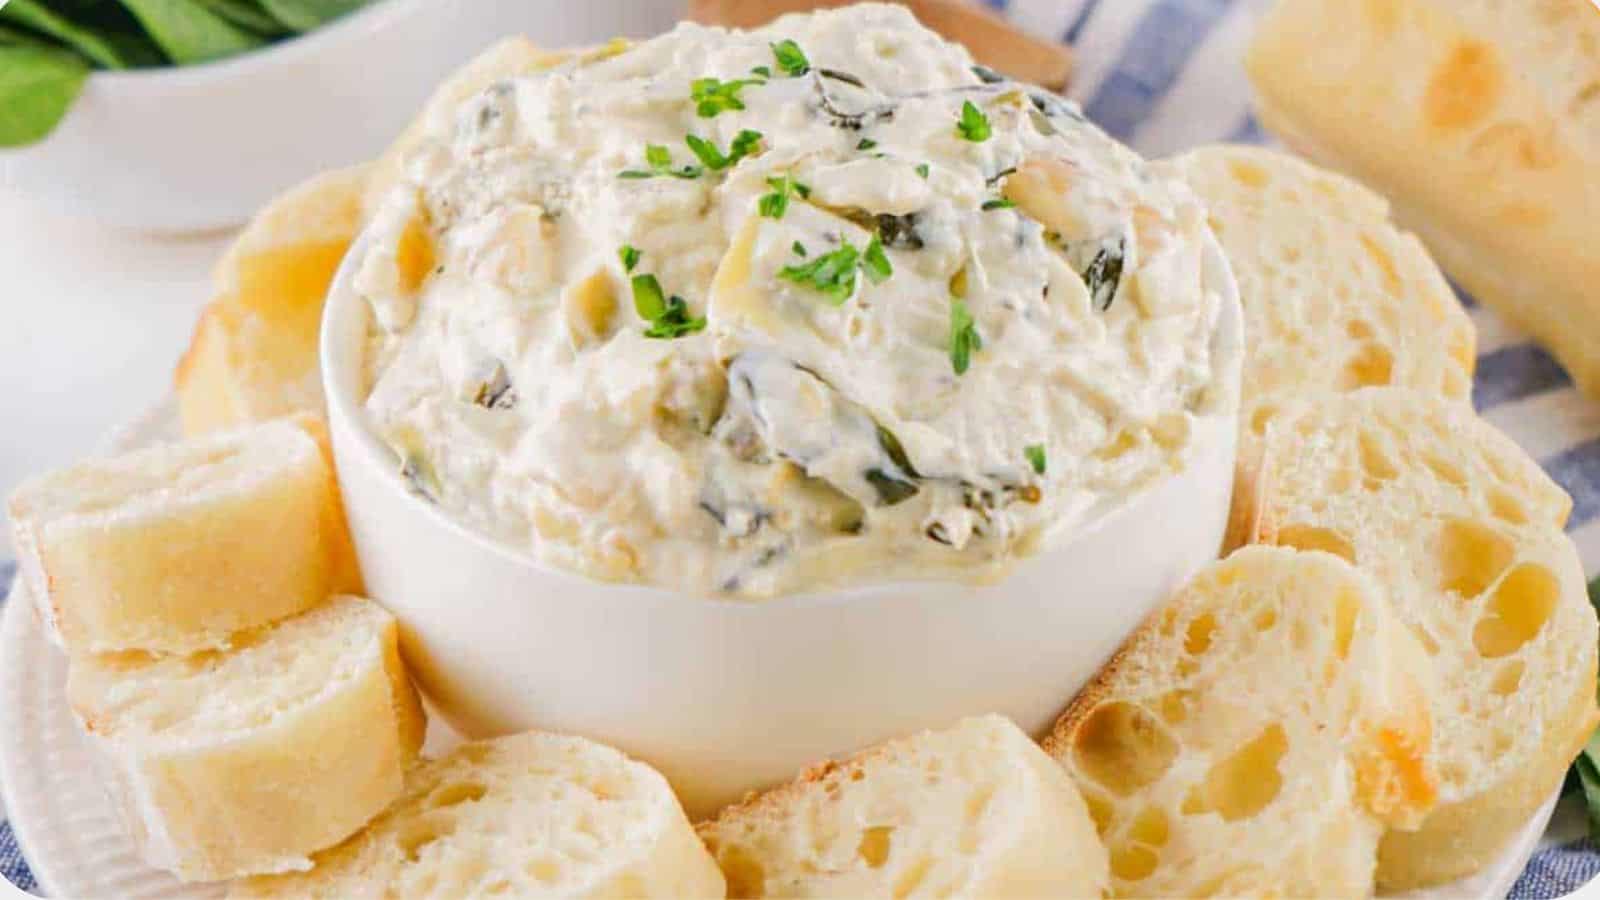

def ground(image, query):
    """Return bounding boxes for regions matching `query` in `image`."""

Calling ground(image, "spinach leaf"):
[191,0,293,36]
[118,0,267,65]
[0,0,140,67]
[257,0,367,32]
[0,44,90,147]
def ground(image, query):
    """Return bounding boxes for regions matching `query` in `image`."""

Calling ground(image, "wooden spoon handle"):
[686,0,1073,92]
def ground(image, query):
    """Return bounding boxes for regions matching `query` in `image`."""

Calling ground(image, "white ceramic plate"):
[0,400,1560,898]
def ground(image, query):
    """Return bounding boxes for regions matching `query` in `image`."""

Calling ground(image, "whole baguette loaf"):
[232,731,725,899]
[1246,0,1600,395]
[1043,545,1437,898]
[698,714,1109,899]
[1247,387,1599,889]
[177,165,369,436]
[7,417,358,654]
[69,596,425,883]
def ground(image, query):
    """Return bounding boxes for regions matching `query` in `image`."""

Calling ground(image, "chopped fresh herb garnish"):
[751,65,772,78]
[771,38,809,76]
[619,143,702,180]
[971,64,1007,85]
[792,241,808,257]
[949,300,983,375]
[982,198,1016,210]
[779,242,861,305]
[618,244,641,273]
[915,162,931,179]
[872,212,924,250]
[685,129,763,171]
[861,235,892,284]
[856,137,878,151]
[759,172,811,219]
[985,166,1017,186]
[632,273,705,339]
[956,100,992,142]
[691,76,761,118]
[1081,238,1126,311]
[1025,444,1047,475]
[472,362,517,410]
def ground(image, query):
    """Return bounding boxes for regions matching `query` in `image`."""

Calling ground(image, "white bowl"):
[322,227,1245,817]
[0,0,682,233]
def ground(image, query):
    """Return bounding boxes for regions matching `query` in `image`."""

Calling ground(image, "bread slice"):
[7,417,359,654]
[231,731,725,899]
[1246,0,1600,396]
[1043,545,1437,898]
[1247,387,1598,888]
[68,596,425,883]
[176,165,368,436]
[697,715,1110,899]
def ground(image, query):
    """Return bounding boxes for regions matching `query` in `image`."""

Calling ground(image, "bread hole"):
[1181,724,1288,821]
[1128,806,1170,848]
[1072,702,1179,796]
[1473,563,1559,658]
[429,781,487,809]
[1358,431,1401,482]
[397,813,456,862]
[1468,121,1562,172]
[1436,518,1514,598]
[1249,403,1278,437]
[1083,788,1115,836]
[1422,452,1468,488]
[484,880,511,896]
[1358,235,1403,295]
[855,825,894,869]
[1488,489,1528,525]
[525,857,562,884]
[1273,524,1356,564]
[1156,690,1192,725]
[1425,41,1505,131]
[1491,659,1525,695]
[1332,588,1362,660]
[893,858,933,898]
[850,768,866,782]
[1341,343,1395,390]
[396,213,436,295]
[1253,607,1278,632]
[1346,319,1376,340]
[1410,623,1441,656]
[1227,160,1270,189]
[1111,843,1160,881]
[1185,613,1218,657]
[719,845,767,899]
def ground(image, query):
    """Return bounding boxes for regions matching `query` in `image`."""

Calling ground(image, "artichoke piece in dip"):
[359,3,1230,599]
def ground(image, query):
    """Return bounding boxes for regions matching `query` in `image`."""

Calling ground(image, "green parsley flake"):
[771,39,809,76]
[691,77,761,118]
[685,129,763,171]
[949,300,983,375]
[982,198,1016,210]
[779,243,860,305]
[759,172,811,219]
[856,138,878,151]
[631,273,705,339]
[916,162,931,179]
[957,100,992,142]
[618,245,641,273]
[1025,444,1047,475]
[618,143,702,180]
[861,235,892,284]
[751,65,772,78]
[792,241,807,257]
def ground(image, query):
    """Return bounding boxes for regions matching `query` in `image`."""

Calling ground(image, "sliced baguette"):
[1247,387,1598,888]
[7,417,358,654]
[68,596,425,883]
[698,714,1109,899]
[176,165,368,436]
[232,731,725,899]
[1043,545,1437,898]
[1246,0,1600,396]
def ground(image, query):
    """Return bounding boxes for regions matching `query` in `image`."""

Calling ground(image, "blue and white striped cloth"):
[2,0,1597,895]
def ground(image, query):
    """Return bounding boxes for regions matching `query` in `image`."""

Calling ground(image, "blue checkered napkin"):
[3,1,1599,896]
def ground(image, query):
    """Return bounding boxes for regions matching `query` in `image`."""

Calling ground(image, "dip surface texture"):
[360,4,1227,598]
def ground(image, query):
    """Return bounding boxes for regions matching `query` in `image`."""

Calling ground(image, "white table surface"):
[0,188,235,557]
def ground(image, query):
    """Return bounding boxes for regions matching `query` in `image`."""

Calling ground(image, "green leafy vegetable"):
[0,44,89,147]
[118,0,267,65]
[256,0,365,31]
[856,137,877,151]
[684,129,762,171]
[915,162,930,179]
[618,245,641,273]
[982,198,1016,211]
[949,300,983,375]
[758,172,811,219]
[791,241,807,257]
[771,38,808,76]
[956,100,992,142]
[632,273,705,339]
[691,76,761,118]
[779,243,860,305]
[618,143,703,180]
[861,235,892,284]
[1025,444,1047,475]
[1,0,144,67]
[751,64,771,78]
[191,0,291,35]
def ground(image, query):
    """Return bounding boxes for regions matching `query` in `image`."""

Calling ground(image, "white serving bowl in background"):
[0,0,682,233]
[322,226,1244,818]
